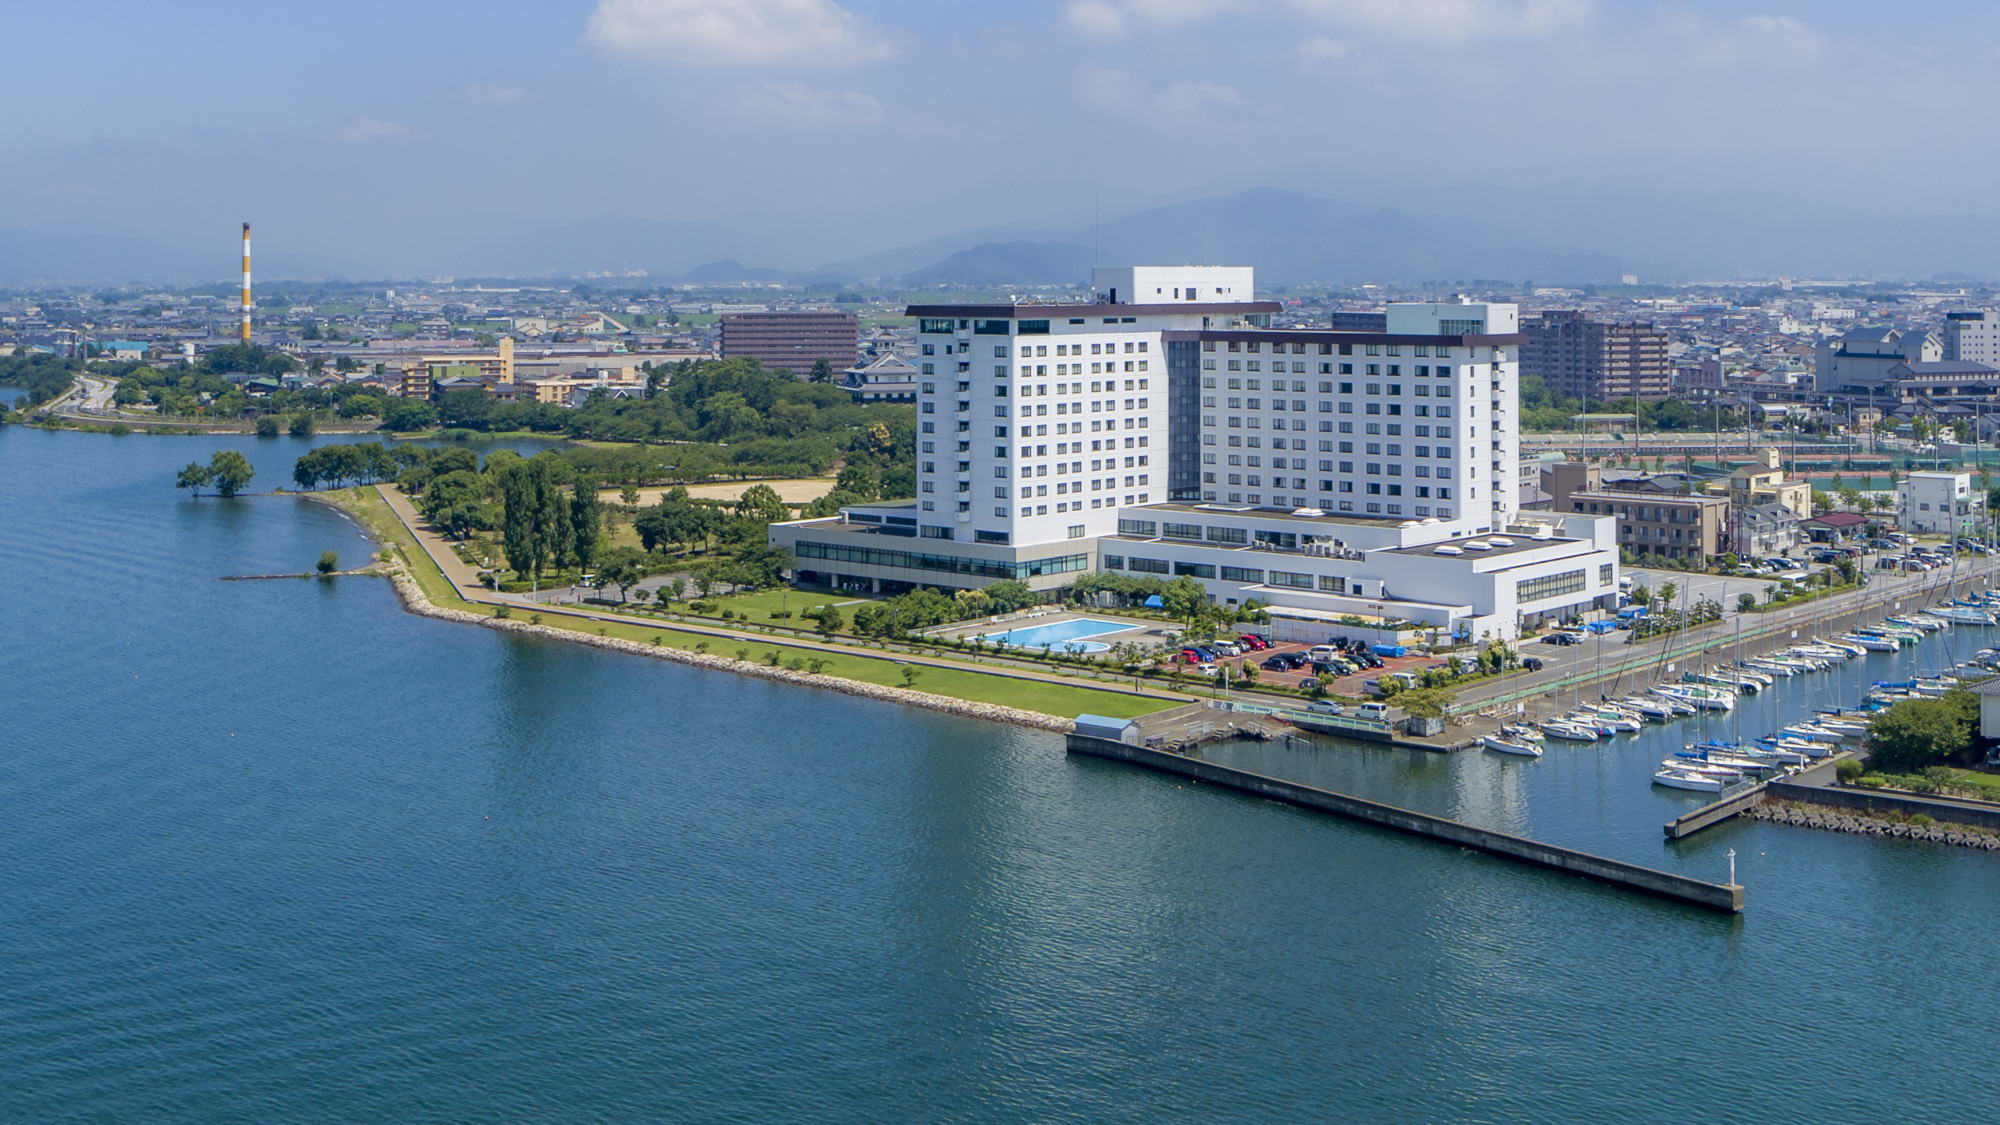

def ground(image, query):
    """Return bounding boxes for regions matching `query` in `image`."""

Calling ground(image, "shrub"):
[1910,814,1935,828]
[495,605,511,619]
[529,613,542,625]
[735,648,750,661]
[1835,758,1865,784]
[317,550,339,575]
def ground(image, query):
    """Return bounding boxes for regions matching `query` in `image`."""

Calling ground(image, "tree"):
[255,415,281,437]
[735,482,790,525]
[175,461,214,496]
[1395,686,1457,719]
[1656,581,1678,612]
[207,450,255,497]
[1868,691,1976,773]
[570,474,602,574]
[809,358,834,384]
[289,413,316,438]
[381,398,438,432]
[1737,592,1757,613]
[317,550,339,574]
[620,483,640,506]
[1161,576,1207,626]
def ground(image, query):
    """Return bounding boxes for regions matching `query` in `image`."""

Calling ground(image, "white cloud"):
[1297,35,1350,62]
[749,81,884,125]
[1691,15,1826,68]
[1285,0,1592,40]
[585,0,892,67]
[1065,0,1255,39]
[335,117,410,143]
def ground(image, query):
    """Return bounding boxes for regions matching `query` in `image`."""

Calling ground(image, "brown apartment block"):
[1543,461,1725,562]
[719,310,859,377]
[1524,310,1671,401]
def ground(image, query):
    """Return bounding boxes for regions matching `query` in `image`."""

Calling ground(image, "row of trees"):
[1518,375,1742,433]
[498,459,602,581]
[848,581,1038,637]
[0,353,80,409]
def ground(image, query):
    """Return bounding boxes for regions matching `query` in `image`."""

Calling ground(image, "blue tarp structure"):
[1585,620,1618,634]
[1144,595,1165,608]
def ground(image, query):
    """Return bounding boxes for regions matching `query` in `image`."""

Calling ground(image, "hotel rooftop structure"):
[769,267,1619,641]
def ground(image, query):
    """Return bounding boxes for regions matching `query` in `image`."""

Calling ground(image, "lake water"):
[3,426,1997,1124]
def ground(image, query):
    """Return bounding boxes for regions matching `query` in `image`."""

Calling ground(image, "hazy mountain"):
[457,217,784,280]
[900,241,1116,287]
[816,225,1059,281]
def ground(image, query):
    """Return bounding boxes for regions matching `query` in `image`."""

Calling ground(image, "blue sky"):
[4,0,1995,278]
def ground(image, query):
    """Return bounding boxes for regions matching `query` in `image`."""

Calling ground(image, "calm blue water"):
[3,426,1998,1124]
[983,617,1132,654]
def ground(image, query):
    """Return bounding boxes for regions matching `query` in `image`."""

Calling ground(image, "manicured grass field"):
[504,603,1173,719]
[691,587,870,626]
[320,489,1169,719]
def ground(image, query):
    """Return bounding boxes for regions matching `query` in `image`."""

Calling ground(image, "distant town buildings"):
[1943,310,2000,364]
[1522,310,1671,401]
[719,309,859,378]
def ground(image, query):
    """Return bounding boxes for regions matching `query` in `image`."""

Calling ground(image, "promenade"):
[371,484,1202,712]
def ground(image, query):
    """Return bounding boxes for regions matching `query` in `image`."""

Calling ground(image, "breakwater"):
[1068,732,1744,913]
[1745,801,2000,850]
[1764,776,2000,834]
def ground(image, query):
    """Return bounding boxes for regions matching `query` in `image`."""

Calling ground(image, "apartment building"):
[1944,310,2000,365]
[1522,310,1671,401]
[1543,461,1725,562]
[718,310,858,377]
[769,267,1618,640]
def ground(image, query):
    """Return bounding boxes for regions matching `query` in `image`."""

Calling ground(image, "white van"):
[1356,701,1391,722]
[1307,644,1340,662]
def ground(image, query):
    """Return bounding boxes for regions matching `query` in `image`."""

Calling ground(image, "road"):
[1453,552,2000,716]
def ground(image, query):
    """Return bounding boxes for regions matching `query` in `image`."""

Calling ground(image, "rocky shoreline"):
[378,567,1074,734]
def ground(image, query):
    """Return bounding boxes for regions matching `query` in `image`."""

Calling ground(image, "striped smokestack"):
[240,222,253,342]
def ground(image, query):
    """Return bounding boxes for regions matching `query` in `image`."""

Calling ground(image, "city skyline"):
[11,1,2000,282]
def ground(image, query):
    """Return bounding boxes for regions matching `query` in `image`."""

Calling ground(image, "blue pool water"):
[981,616,1135,653]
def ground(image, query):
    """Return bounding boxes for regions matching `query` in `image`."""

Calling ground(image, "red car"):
[1237,635,1269,650]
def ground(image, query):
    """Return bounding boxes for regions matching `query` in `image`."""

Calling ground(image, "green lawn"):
[505,604,1172,719]
[318,489,1168,719]
[689,587,872,626]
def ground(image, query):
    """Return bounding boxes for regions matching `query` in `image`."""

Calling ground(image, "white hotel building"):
[769,267,1619,641]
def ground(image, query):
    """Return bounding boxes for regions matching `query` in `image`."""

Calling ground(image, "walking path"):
[372,485,1199,707]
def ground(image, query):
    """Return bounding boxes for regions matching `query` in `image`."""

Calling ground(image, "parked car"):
[1211,641,1241,657]
[1521,656,1544,672]
[1307,644,1339,663]
[1544,632,1582,645]
[1237,635,1268,651]
[1307,700,1346,716]
[1260,655,1291,671]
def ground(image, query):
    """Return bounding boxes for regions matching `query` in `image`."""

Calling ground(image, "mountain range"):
[14,185,2000,286]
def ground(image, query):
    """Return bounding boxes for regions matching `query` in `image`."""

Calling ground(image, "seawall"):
[1068,733,1744,914]
[1766,777,2000,832]
[380,569,1075,733]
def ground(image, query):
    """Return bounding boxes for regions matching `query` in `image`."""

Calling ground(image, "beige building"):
[1723,448,1812,518]
[1544,461,1726,562]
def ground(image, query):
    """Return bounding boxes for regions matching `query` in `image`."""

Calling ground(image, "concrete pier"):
[1069,733,1744,914]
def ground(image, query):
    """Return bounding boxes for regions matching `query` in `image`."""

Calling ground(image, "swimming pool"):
[979,617,1135,654]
